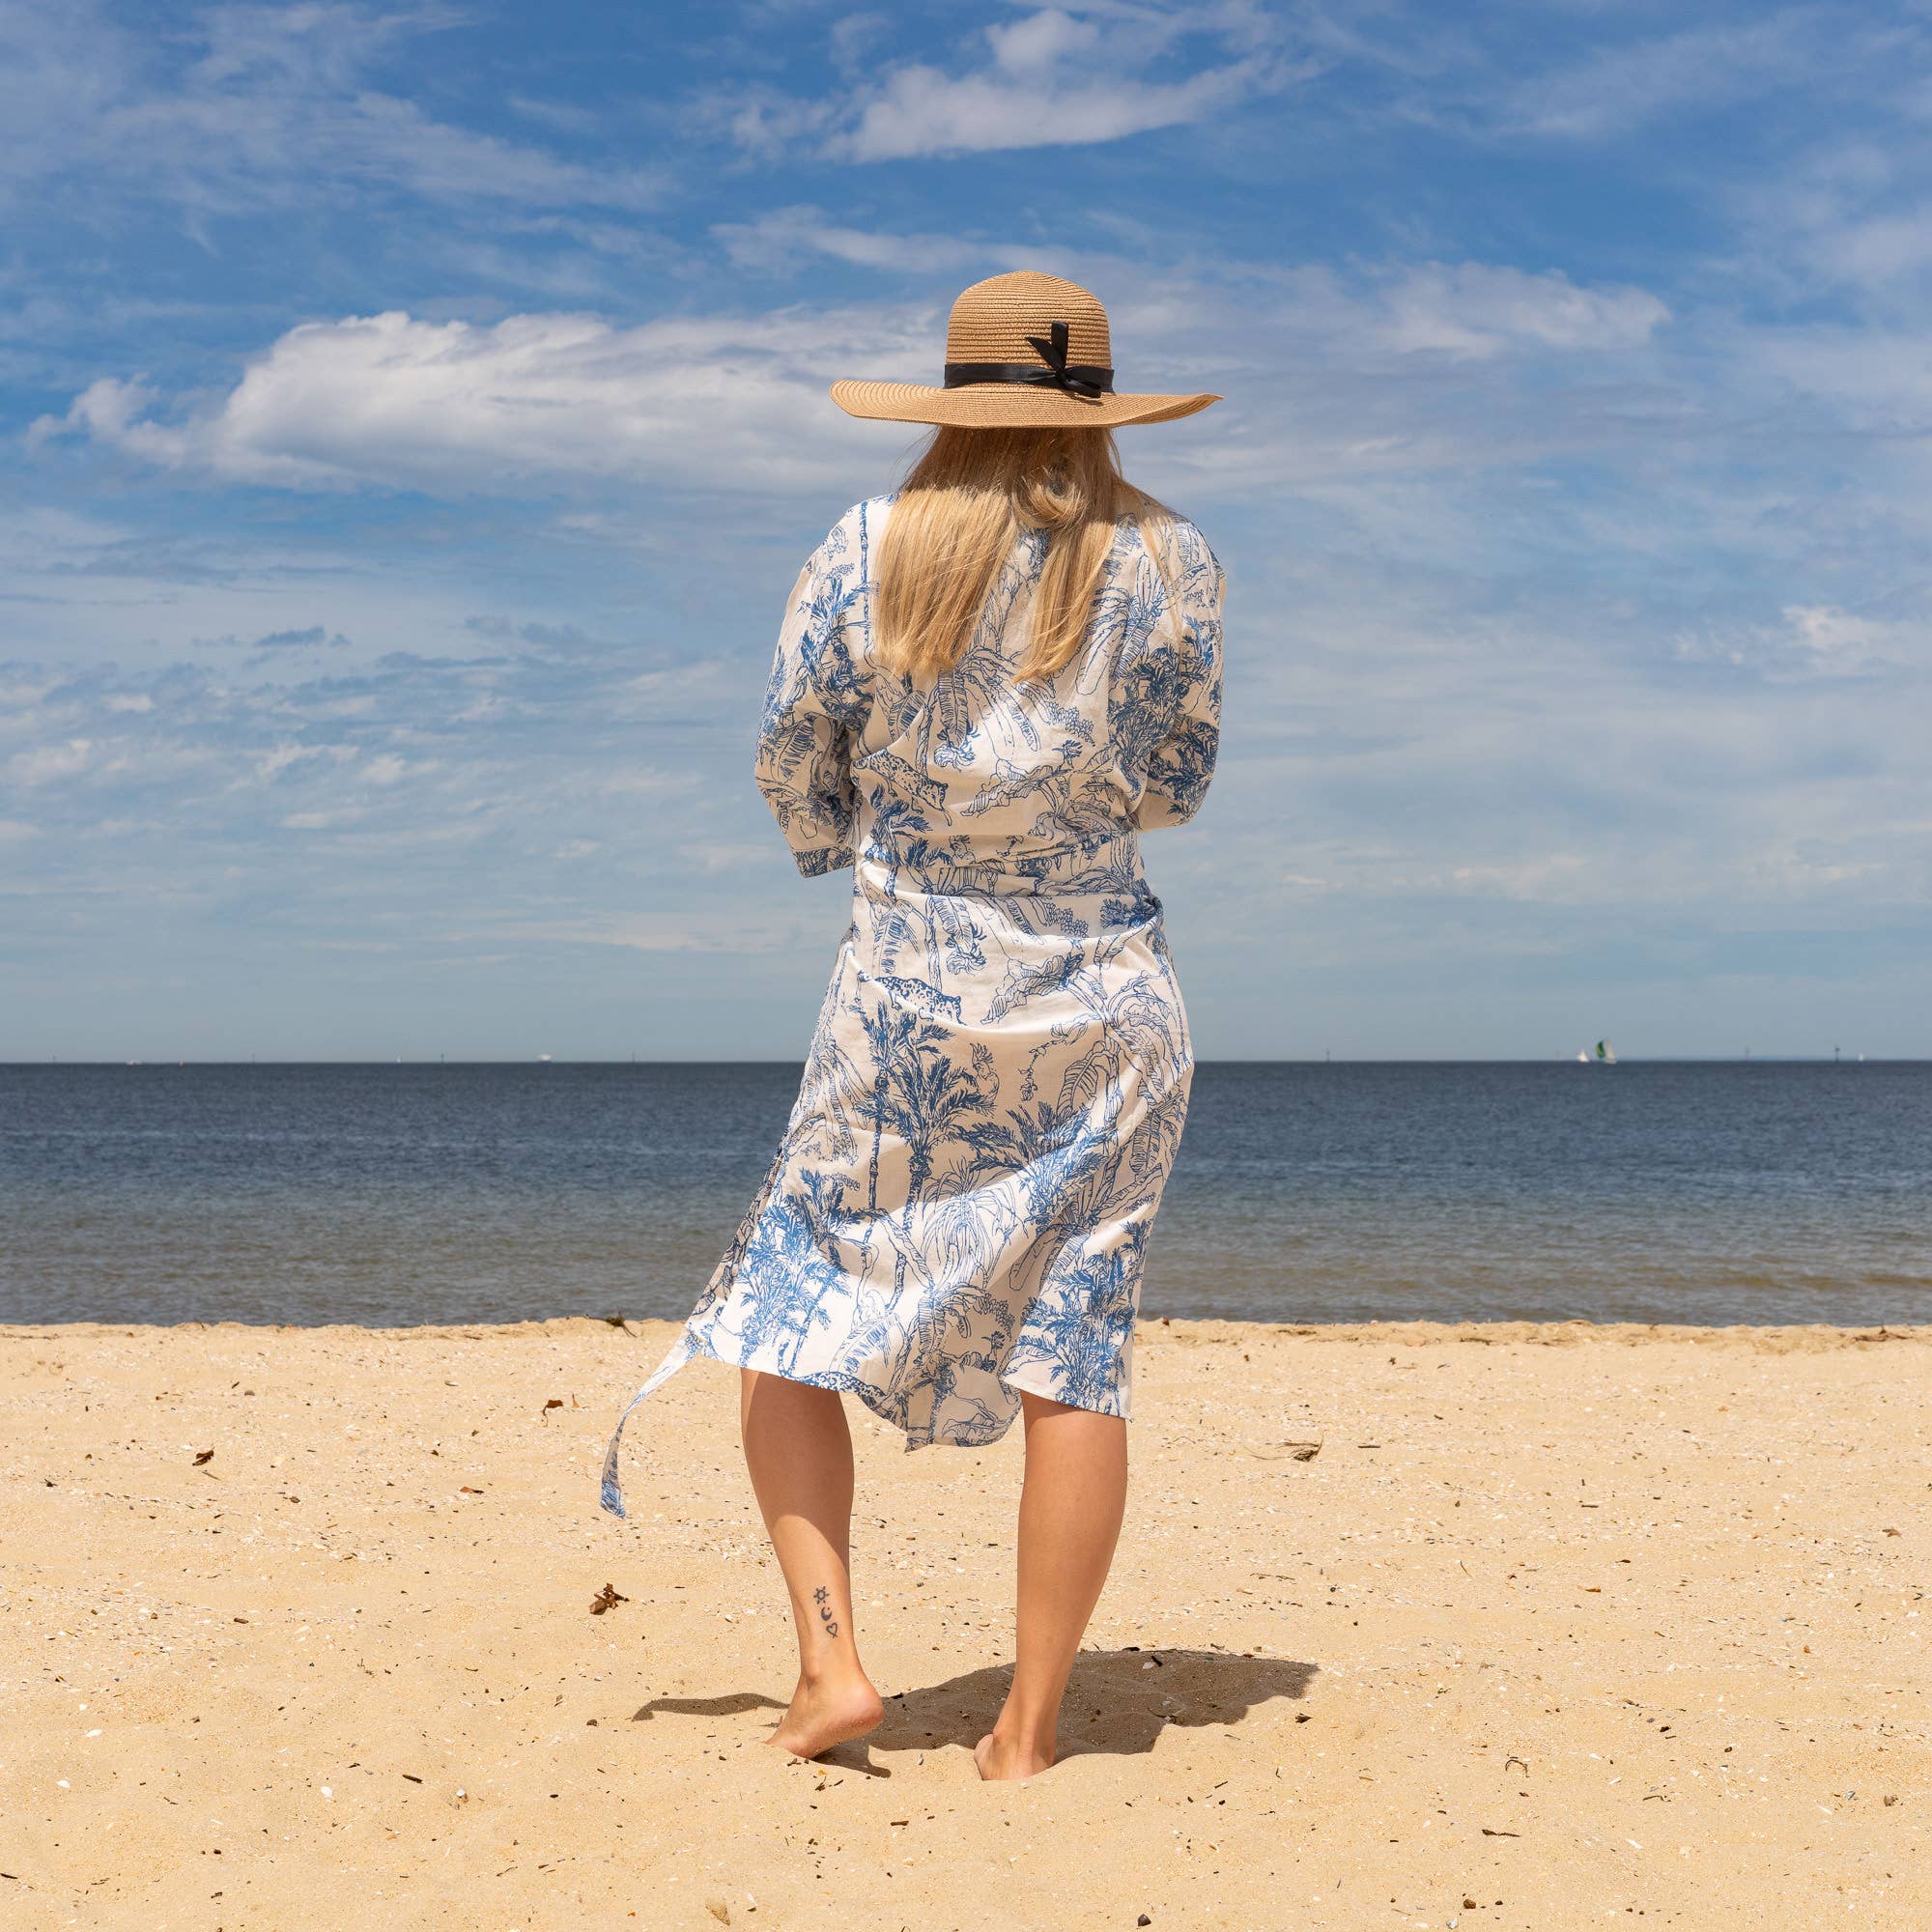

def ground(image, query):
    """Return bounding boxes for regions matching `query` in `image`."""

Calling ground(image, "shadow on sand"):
[632,1689,788,1722]
[632,1648,1317,1771]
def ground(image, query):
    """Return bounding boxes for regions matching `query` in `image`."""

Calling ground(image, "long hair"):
[872,425,1177,683]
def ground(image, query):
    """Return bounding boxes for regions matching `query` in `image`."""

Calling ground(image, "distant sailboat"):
[1595,1039,1617,1065]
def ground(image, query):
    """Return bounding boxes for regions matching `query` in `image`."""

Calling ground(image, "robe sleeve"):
[1131,525,1225,832]
[753,521,868,877]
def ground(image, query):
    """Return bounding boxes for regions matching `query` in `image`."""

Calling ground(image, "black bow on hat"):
[943,319,1115,401]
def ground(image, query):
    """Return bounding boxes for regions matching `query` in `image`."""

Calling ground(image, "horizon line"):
[3,1055,1920,1068]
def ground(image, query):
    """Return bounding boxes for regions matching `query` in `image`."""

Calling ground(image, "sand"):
[3,1315,1928,1930]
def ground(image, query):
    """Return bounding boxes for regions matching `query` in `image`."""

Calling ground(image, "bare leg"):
[976,1390,1128,1781]
[738,1367,883,1758]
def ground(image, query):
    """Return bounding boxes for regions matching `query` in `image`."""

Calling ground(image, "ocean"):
[1,1062,1926,1329]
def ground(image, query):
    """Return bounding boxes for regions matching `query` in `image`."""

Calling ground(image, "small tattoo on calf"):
[811,1583,839,1639]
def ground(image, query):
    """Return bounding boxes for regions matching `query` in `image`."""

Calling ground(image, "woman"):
[602,270,1225,1781]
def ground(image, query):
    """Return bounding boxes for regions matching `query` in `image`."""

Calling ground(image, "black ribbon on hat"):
[943,319,1113,400]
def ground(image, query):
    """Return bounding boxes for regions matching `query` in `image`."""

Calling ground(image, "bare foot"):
[974,1731,1054,1781]
[768,1673,884,1759]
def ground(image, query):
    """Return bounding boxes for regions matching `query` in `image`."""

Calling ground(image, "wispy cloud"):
[723,3,1306,161]
[1494,13,1829,140]
[8,737,93,787]
[193,624,354,658]
[0,0,663,217]
[1372,262,1668,358]
[713,206,1029,277]
[1672,605,1921,681]
[1720,128,1932,311]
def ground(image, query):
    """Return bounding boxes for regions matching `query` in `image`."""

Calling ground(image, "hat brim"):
[829,379,1221,430]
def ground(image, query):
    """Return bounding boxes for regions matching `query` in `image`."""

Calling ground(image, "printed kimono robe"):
[602,493,1224,1518]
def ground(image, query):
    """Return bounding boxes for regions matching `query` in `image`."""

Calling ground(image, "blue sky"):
[2,0,1925,1061]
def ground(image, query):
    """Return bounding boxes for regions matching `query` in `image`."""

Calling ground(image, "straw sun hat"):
[830,270,1221,430]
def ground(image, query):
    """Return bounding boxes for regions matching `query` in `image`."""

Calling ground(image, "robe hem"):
[600,1316,1135,1521]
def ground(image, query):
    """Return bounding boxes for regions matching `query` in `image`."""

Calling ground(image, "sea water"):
[1,1061,1926,1328]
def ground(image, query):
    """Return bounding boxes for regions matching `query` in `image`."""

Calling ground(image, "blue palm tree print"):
[602,492,1224,1520]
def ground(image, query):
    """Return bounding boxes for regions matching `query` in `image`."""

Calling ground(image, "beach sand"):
[4,1316,1927,1929]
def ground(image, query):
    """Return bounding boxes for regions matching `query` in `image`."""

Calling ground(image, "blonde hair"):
[872,425,1176,683]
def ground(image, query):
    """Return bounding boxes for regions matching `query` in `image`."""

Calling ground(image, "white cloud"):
[312,91,662,211]
[1445,854,1589,900]
[1747,320,1932,429]
[1374,263,1668,358]
[1497,14,1827,140]
[35,252,1675,501]
[988,8,1103,75]
[26,376,156,452]
[1814,209,1932,287]
[0,0,660,214]
[723,4,1304,162]
[360,753,435,786]
[33,306,916,495]
[714,207,1028,278]
[254,743,328,781]
[186,2,456,95]
[466,908,810,953]
[0,676,56,711]
[838,57,1274,160]
[600,768,682,798]
[283,808,368,830]
[8,737,93,786]
[1673,605,1917,680]
[1719,133,1932,303]
[1781,605,1910,676]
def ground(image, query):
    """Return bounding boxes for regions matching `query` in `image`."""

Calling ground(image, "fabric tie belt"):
[856,825,1148,902]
